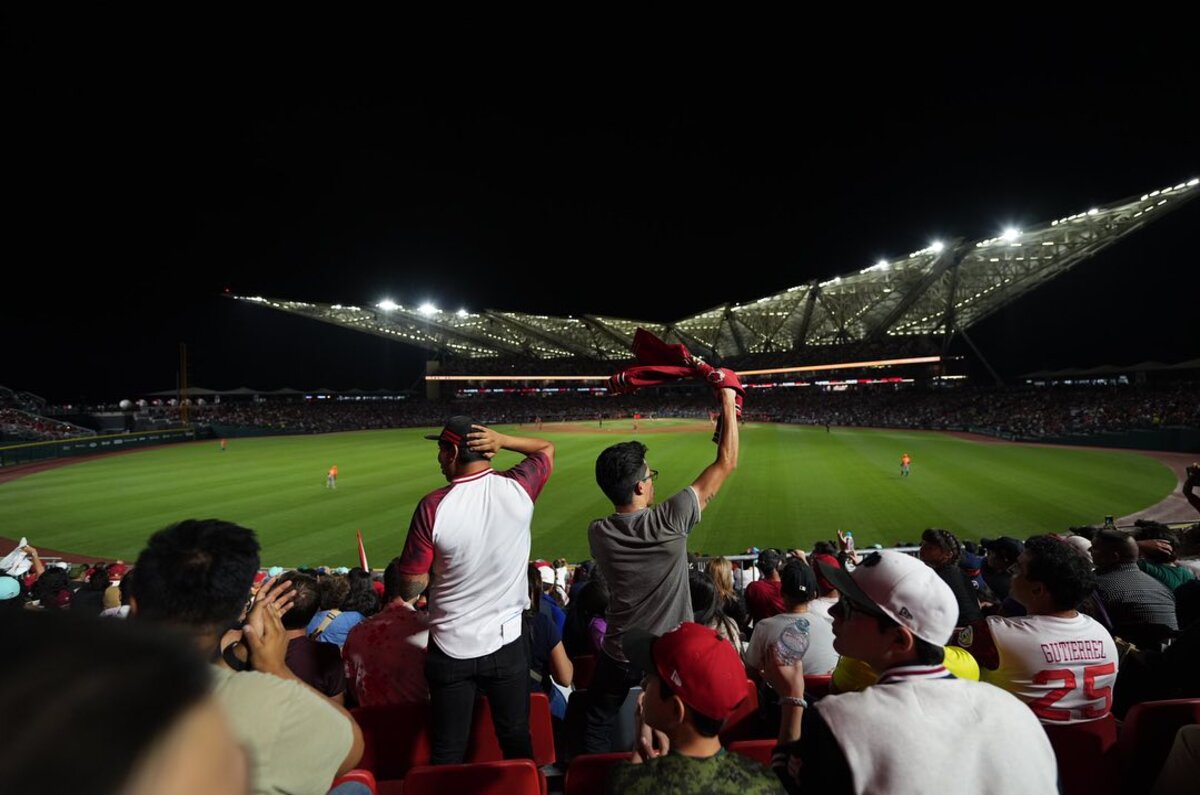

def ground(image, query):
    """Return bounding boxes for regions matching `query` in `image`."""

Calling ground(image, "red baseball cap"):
[623,623,747,721]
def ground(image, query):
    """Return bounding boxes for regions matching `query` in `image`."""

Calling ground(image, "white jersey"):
[966,613,1119,724]
[815,665,1059,795]
[396,454,552,659]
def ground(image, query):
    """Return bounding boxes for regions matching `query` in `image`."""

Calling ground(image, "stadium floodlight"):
[1087,208,1099,216]
[418,302,439,316]
[931,241,945,253]
[377,299,399,311]
[457,308,469,317]
[1001,227,1021,242]
[1188,178,1199,187]
[877,259,889,269]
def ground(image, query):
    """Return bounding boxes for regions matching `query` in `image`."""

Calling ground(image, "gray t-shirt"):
[588,487,701,663]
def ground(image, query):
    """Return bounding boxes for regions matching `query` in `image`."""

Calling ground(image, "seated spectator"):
[955,535,1118,723]
[526,564,572,718]
[70,565,110,616]
[307,568,378,647]
[919,528,982,626]
[29,566,71,610]
[277,571,347,702]
[342,557,430,707]
[1092,529,1178,646]
[746,559,838,676]
[707,556,749,636]
[563,567,608,658]
[689,570,742,650]
[980,536,1023,601]
[131,518,363,793]
[100,568,134,619]
[807,545,842,622]
[1135,525,1197,591]
[745,548,786,624]
[537,564,568,633]
[1,610,249,795]
[568,559,595,602]
[766,551,1057,794]
[606,623,782,794]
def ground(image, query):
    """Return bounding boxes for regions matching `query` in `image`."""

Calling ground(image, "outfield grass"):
[0,421,1176,565]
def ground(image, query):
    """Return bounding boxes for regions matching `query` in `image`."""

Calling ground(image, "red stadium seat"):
[1041,714,1120,795]
[803,674,833,700]
[468,692,556,766]
[1117,698,1200,795]
[718,679,765,743]
[330,769,377,795]
[729,738,776,767]
[350,702,433,783]
[402,760,546,795]
[563,752,629,795]
[572,654,596,690]
[352,693,555,792]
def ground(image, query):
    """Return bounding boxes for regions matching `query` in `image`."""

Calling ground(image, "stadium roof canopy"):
[236,177,1197,361]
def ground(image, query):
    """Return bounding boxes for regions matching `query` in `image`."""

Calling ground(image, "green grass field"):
[0,421,1176,566]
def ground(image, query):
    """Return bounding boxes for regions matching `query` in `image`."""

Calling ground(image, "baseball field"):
[0,419,1176,565]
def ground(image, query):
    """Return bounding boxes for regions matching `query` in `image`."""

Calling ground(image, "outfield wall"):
[0,427,198,467]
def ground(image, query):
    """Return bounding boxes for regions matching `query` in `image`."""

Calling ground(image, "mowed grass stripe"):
[0,423,1175,565]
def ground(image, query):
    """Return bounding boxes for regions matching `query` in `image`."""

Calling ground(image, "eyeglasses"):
[641,469,659,482]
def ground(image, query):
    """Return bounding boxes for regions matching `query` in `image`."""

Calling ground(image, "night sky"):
[7,17,1198,403]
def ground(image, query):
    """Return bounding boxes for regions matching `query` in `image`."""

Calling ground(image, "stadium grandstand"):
[233,177,1198,383]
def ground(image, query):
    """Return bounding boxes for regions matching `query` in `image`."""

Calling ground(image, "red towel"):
[608,329,744,442]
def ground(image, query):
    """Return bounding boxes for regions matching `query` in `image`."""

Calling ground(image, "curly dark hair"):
[1023,535,1098,611]
[595,441,649,506]
[340,568,380,616]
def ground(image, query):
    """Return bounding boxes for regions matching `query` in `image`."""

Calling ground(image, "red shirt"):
[342,600,430,706]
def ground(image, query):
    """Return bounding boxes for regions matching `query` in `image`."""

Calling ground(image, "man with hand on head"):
[395,416,554,764]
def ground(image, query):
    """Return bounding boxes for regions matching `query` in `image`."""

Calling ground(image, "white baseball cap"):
[816,551,958,645]
[1065,535,1093,554]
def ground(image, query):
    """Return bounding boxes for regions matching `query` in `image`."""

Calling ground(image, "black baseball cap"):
[425,415,478,447]
[981,537,1025,559]
[756,548,784,573]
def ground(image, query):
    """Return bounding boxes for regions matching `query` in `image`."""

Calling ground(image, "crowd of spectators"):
[26,381,1189,442]
[0,408,95,442]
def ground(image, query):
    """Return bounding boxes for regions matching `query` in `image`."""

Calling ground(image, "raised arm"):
[691,389,740,509]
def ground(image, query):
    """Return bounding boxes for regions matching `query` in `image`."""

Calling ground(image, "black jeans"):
[425,637,533,764]
[581,650,644,754]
